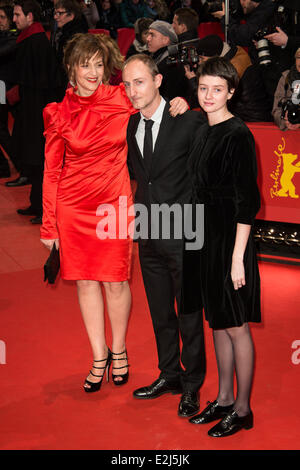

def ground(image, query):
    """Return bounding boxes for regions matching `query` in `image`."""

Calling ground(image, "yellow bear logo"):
[276,153,300,198]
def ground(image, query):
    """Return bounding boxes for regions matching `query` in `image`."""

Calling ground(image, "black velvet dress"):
[187,116,261,330]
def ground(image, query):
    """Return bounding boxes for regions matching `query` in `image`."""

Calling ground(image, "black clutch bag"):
[44,244,60,284]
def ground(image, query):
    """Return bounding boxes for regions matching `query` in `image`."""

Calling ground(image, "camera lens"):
[256,39,272,66]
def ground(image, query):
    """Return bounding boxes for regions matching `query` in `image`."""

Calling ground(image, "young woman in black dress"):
[187,57,261,437]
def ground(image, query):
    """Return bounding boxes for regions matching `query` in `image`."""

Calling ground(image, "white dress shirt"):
[135,97,166,156]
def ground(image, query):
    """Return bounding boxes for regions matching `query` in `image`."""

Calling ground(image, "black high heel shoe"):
[111,349,130,386]
[83,349,112,393]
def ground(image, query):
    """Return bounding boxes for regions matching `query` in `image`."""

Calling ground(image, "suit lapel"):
[130,113,142,157]
[128,112,149,175]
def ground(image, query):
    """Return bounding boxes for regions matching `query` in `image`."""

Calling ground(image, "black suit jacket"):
[127,102,205,242]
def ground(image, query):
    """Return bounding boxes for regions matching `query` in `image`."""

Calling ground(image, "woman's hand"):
[231,257,246,290]
[40,238,60,250]
[169,97,189,116]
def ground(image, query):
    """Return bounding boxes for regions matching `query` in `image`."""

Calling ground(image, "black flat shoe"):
[84,349,112,393]
[5,176,30,187]
[111,349,130,386]
[208,410,253,437]
[133,377,182,399]
[189,400,234,424]
[30,216,42,224]
[17,206,38,216]
[178,391,200,417]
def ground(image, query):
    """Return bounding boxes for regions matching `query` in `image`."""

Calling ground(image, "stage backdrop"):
[247,123,300,224]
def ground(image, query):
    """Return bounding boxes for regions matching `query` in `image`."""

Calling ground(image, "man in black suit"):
[122,54,206,417]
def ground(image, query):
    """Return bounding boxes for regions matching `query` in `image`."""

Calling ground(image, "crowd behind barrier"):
[0,0,299,227]
[87,21,225,54]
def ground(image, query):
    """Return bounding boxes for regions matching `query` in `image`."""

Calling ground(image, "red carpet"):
[0,180,300,451]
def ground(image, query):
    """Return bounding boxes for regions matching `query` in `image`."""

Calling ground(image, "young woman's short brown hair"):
[197,56,239,92]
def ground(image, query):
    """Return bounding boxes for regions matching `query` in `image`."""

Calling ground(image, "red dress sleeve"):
[40,102,65,240]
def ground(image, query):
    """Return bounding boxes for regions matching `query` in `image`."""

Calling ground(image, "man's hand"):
[169,97,189,116]
[40,238,60,250]
[211,2,225,20]
[285,121,300,131]
[265,27,288,47]
[184,65,196,80]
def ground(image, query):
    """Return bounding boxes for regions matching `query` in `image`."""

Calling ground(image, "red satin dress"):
[40,84,136,281]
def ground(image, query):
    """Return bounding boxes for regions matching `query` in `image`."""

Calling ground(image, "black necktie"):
[143,119,154,172]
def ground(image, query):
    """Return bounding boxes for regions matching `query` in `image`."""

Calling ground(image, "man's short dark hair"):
[14,0,42,22]
[54,0,82,19]
[174,7,199,31]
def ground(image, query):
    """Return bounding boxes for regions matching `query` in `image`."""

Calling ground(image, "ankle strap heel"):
[111,349,130,386]
[83,349,112,393]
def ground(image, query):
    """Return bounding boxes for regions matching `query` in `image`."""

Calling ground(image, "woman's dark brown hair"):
[197,56,239,93]
[63,33,114,85]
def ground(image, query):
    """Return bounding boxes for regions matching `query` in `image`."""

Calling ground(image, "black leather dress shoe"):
[5,176,30,187]
[178,391,200,417]
[17,206,38,216]
[30,216,42,224]
[133,377,182,399]
[189,400,234,424]
[208,410,253,437]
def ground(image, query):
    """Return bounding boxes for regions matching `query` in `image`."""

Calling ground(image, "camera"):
[167,40,200,71]
[279,100,300,124]
[253,3,291,66]
[253,25,277,66]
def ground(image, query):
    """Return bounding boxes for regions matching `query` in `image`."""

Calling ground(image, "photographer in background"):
[184,34,272,120]
[272,47,300,130]
[146,19,190,100]
[265,0,300,49]
[212,1,299,104]
[211,0,275,62]
[172,7,199,42]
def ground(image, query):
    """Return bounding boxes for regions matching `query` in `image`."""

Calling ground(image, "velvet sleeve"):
[230,126,261,225]
[40,102,65,240]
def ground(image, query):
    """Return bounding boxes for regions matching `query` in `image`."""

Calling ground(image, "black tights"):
[213,323,254,416]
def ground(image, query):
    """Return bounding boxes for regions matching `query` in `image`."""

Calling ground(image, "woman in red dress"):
[40,33,187,393]
[40,33,137,392]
